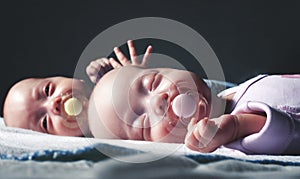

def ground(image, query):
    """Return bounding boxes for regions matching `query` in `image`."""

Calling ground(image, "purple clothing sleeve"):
[225,101,300,155]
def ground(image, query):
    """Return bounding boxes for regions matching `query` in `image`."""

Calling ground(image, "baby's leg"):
[185,114,266,153]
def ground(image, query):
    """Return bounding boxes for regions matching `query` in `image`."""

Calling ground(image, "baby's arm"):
[185,113,266,153]
[86,40,152,84]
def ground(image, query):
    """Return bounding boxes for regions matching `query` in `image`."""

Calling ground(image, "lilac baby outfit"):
[219,74,300,155]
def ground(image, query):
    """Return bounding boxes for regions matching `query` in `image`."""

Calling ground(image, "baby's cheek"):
[52,118,82,136]
[149,121,186,143]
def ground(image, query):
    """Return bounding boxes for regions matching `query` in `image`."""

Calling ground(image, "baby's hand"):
[86,58,113,84]
[113,40,152,68]
[86,40,152,84]
[184,115,238,153]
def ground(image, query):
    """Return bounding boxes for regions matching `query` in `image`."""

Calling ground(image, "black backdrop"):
[1,0,300,114]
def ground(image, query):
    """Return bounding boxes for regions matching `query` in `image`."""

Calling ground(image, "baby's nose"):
[49,96,62,115]
[149,92,169,116]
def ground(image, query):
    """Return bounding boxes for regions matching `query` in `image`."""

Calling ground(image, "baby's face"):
[89,66,211,143]
[3,77,91,136]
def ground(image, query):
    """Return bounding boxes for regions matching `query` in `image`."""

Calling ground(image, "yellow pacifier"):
[64,97,83,116]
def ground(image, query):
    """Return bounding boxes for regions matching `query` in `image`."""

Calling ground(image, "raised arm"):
[86,40,152,84]
[185,113,266,153]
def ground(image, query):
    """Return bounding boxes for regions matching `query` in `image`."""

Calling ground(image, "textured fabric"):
[1,126,300,165]
[204,79,236,95]
[221,74,300,154]
[1,79,300,178]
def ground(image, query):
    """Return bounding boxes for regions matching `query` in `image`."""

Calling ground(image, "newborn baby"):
[2,40,151,137]
[88,65,268,153]
[87,43,300,155]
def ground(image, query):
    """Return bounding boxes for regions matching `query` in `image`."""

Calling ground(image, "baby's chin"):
[148,117,187,143]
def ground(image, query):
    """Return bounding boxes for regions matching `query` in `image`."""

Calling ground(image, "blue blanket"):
[1,125,300,178]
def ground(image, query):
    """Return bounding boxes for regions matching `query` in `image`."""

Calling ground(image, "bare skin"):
[185,114,266,153]
[86,40,152,84]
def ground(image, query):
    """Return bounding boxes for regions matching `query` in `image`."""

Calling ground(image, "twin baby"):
[3,40,300,155]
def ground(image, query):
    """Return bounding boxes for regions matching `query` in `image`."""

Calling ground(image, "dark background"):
[1,0,300,114]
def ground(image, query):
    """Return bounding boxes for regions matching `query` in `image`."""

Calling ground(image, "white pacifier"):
[171,93,197,119]
[64,97,83,116]
[58,91,89,130]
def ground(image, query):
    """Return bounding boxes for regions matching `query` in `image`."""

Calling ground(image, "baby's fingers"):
[87,58,109,72]
[109,57,122,69]
[185,117,220,153]
[86,60,104,82]
[85,65,98,83]
[114,47,130,66]
[127,40,138,64]
[86,64,98,76]
[94,58,108,67]
[185,127,202,151]
[185,117,203,150]
[187,117,200,132]
[141,45,152,67]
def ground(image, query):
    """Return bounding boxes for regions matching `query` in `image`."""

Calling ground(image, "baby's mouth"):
[64,98,83,116]
[165,85,181,126]
[60,91,84,117]
[167,83,207,128]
